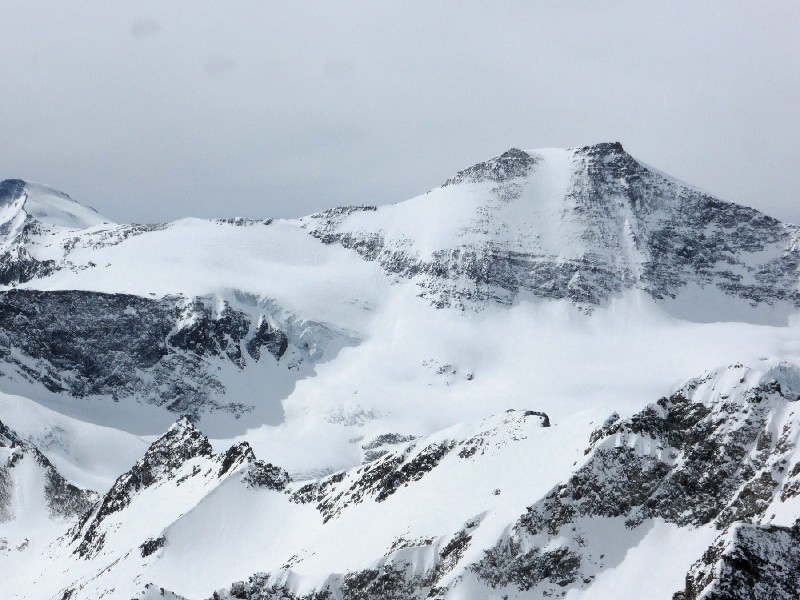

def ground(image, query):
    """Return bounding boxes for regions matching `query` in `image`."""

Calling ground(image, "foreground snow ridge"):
[7,366,800,599]
[2,143,800,598]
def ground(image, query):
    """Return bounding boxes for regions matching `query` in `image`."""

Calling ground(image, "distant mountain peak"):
[0,178,112,232]
[0,179,28,205]
[0,178,115,284]
[309,143,800,317]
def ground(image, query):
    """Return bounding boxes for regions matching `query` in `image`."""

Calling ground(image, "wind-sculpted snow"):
[306,143,800,314]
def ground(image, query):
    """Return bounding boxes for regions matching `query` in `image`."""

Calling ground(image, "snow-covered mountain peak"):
[308,143,800,315]
[0,178,115,284]
[0,178,112,233]
[3,143,800,598]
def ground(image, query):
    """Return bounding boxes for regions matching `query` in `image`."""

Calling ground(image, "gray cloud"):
[203,56,237,78]
[1,1,798,225]
[130,17,160,39]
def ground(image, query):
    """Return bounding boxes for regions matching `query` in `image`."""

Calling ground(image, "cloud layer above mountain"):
[1,1,798,224]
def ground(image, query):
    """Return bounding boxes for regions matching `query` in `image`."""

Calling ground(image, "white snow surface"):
[2,145,800,598]
[0,180,111,236]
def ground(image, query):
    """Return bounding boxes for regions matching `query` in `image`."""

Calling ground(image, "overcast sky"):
[2,1,799,224]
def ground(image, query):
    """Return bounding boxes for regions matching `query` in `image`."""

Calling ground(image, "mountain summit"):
[0,179,113,285]
[0,179,110,233]
[308,142,800,317]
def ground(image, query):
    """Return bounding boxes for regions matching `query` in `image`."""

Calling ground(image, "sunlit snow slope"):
[2,143,800,599]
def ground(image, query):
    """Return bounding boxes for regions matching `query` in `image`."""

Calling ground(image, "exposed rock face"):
[471,364,800,596]
[0,238,57,286]
[676,521,800,600]
[242,456,291,491]
[0,290,292,418]
[306,143,800,311]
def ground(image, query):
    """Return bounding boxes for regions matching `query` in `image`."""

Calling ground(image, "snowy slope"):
[0,390,148,491]
[12,363,800,600]
[0,143,798,440]
[0,417,97,594]
[1,143,800,598]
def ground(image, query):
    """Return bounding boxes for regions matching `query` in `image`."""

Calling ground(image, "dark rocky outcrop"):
[676,521,800,600]
[0,290,290,418]
[293,410,549,522]
[71,416,214,557]
[441,148,540,187]
[140,536,166,558]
